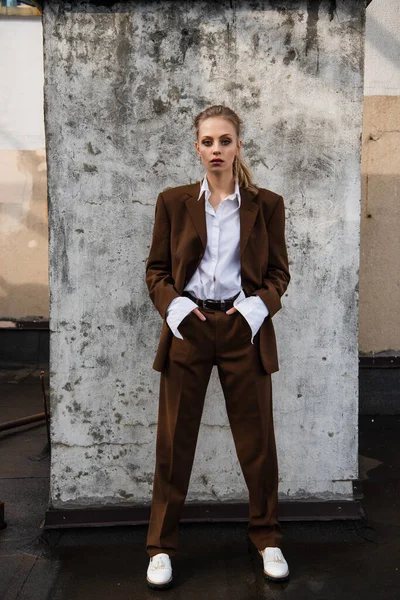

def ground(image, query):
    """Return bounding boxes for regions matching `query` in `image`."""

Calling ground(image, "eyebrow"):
[201,133,233,139]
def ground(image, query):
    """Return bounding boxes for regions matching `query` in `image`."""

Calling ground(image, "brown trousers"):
[146,306,282,558]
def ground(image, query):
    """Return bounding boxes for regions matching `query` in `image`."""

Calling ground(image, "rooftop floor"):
[1,365,399,599]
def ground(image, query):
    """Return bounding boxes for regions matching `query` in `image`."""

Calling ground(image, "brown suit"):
[145,181,291,558]
[146,182,291,374]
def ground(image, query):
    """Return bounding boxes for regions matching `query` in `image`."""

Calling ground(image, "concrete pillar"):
[43,1,364,509]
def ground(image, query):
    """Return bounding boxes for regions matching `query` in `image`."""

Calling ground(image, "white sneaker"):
[146,553,173,589]
[259,547,289,581]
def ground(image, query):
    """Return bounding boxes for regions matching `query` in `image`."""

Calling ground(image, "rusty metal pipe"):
[0,413,45,432]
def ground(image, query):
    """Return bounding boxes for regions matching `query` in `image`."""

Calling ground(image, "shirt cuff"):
[166,296,198,339]
[233,293,269,344]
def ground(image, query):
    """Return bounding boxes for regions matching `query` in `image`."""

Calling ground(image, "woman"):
[145,105,291,589]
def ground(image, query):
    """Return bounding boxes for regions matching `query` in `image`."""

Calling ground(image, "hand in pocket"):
[236,311,253,342]
[226,306,253,344]
[177,308,206,344]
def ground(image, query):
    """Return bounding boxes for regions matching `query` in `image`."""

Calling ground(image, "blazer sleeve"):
[145,192,181,319]
[252,195,291,318]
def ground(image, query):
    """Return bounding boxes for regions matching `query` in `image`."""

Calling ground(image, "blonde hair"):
[194,105,259,194]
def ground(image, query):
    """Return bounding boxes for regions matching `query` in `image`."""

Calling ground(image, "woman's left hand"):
[225,307,238,315]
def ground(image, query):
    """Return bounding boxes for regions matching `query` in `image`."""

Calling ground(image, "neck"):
[205,170,236,196]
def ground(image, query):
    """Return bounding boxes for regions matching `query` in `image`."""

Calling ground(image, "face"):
[195,117,242,177]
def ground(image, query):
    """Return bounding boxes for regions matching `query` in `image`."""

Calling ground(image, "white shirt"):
[165,174,269,343]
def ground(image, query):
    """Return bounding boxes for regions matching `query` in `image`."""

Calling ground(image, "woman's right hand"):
[177,307,206,344]
[192,308,206,321]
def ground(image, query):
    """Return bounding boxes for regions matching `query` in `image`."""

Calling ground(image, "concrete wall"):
[0,15,48,319]
[43,1,364,508]
[359,0,400,354]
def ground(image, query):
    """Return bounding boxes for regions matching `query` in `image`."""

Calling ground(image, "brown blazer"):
[145,181,290,374]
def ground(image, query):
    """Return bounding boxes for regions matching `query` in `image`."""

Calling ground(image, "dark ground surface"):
[0,364,399,600]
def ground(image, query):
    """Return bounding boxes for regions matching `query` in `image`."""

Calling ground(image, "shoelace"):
[272,549,286,563]
[262,548,286,563]
[151,556,168,570]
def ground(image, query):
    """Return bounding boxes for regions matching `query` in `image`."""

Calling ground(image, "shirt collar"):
[197,173,241,207]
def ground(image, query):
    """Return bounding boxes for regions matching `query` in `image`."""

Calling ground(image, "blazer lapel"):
[184,186,207,249]
[183,182,259,255]
[239,186,259,255]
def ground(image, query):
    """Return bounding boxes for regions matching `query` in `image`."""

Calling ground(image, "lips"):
[211,159,224,164]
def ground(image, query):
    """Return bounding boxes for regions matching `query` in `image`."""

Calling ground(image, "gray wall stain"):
[306,0,320,57]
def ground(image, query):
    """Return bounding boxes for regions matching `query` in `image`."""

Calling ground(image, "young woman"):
[145,105,291,589]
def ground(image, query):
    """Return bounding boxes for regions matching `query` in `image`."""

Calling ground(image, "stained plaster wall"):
[43,1,365,508]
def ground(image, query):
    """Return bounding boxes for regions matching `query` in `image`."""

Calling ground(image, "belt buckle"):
[204,299,217,310]
[204,299,225,311]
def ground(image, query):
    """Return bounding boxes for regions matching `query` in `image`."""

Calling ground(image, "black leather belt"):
[183,290,241,311]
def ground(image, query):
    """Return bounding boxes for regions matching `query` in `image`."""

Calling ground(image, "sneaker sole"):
[263,571,290,582]
[146,576,173,589]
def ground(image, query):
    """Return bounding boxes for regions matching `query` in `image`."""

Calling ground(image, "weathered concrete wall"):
[43,1,364,508]
[360,0,400,354]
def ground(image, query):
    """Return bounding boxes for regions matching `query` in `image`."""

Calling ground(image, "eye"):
[202,138,232,146]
